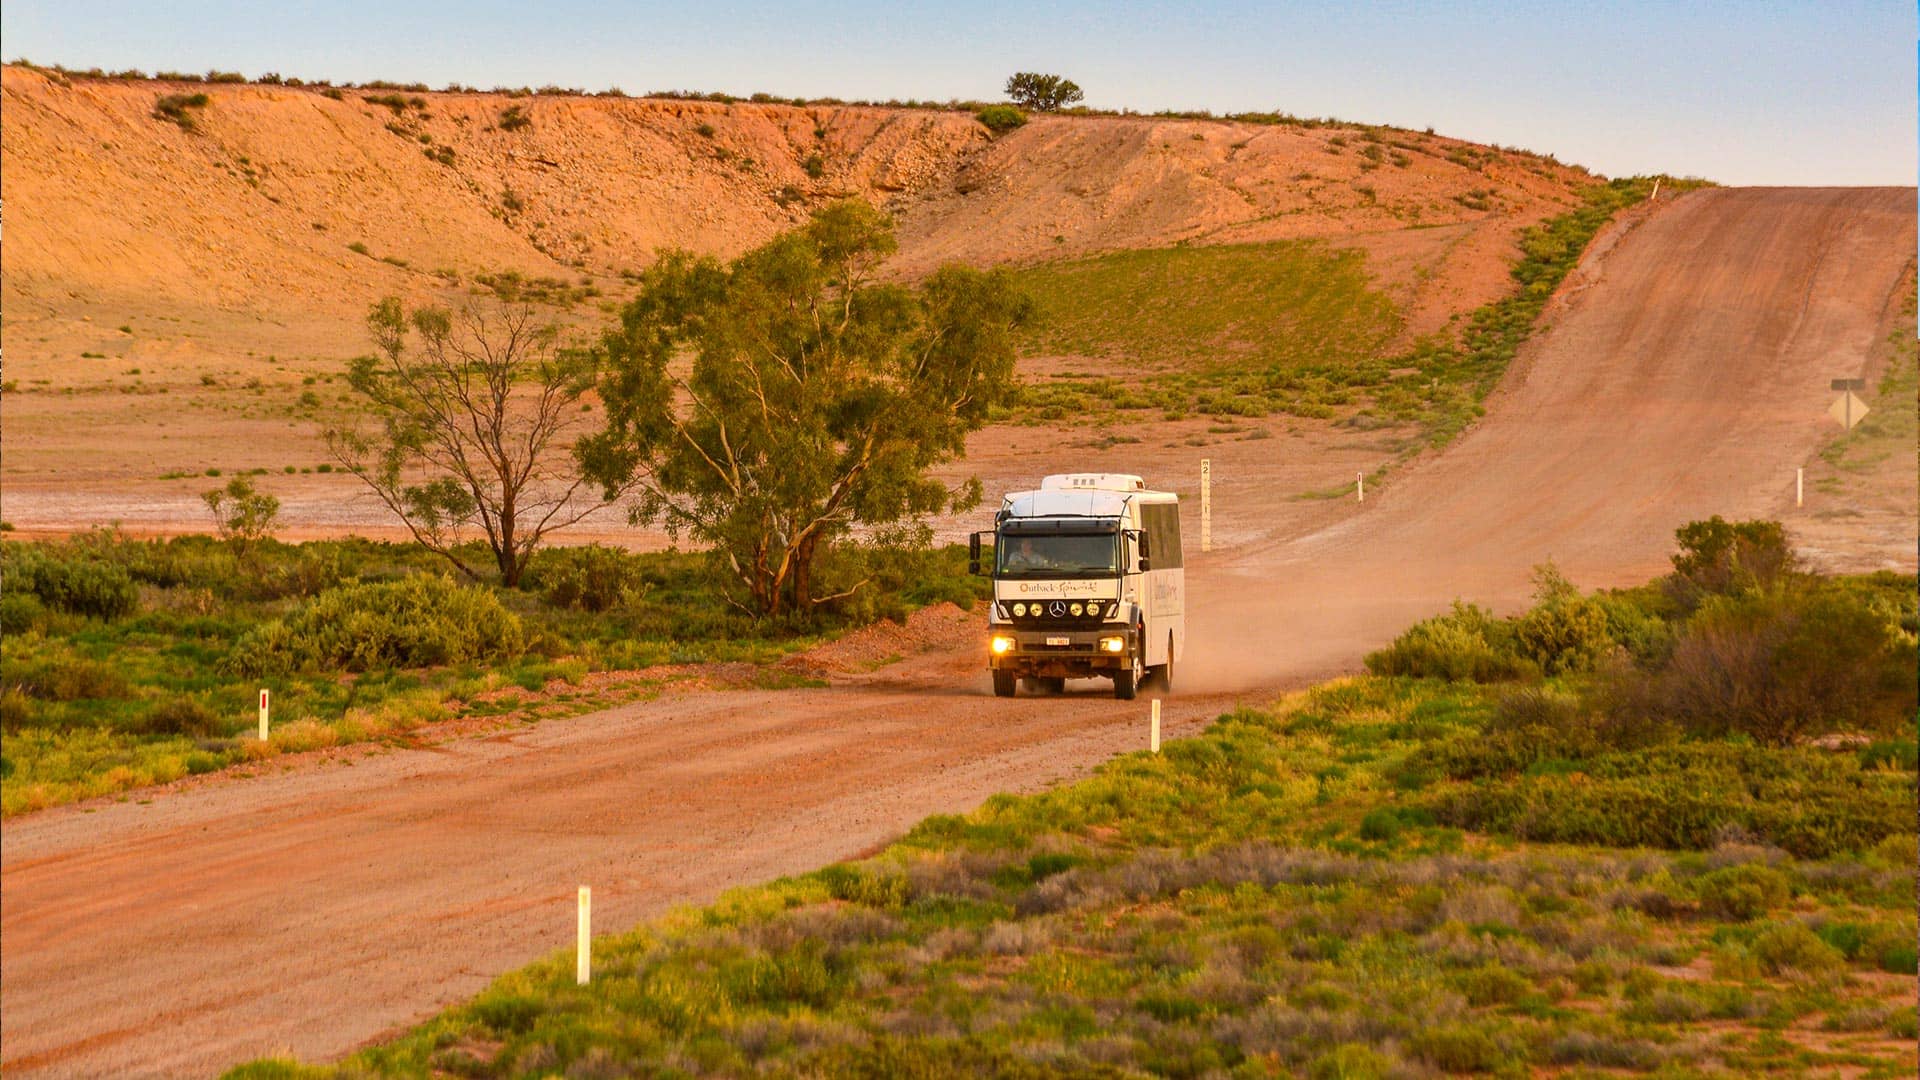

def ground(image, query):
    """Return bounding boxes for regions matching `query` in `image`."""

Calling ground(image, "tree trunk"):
[791,534,818,610]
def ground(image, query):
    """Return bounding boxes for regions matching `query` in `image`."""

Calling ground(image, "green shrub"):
[1364,601,1534,682]
[1668,516,1796,607]
[1411,1023,1515,1073]
[1638,585,1916,745]
[527,545,644,612]
[1424,741,1912,857]
[1693,863,1792,921]
[153,92,210,130]
[975,105,1028,134]
[802,153,825,178]
[497,105,531,131]
[1513,563,1614,674]
[5,654,128,702]
[202,476,280,559]
[2,544,139,618]
[141,697,221,738]
[0,591,46,634]
[1751,920,1843,975]
[0,688,33,731]
[225,575,524,675]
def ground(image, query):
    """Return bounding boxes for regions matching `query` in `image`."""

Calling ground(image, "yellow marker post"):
[258,688,270,741]
[1150,699,1161,754]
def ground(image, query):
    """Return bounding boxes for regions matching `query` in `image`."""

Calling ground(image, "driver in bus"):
[1006,537,1051,571]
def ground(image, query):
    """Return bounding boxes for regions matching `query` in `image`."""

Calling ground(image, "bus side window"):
[1142,504,1183,569]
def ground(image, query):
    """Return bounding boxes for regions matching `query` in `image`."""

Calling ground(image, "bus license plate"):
[1046,636,1070,646]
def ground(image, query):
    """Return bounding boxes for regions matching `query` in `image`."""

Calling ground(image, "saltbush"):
[1693,863,1792,921]
[1,543,139,618]
[526,545,645,612]
[224,575,524,675]
[140,697,222,738]
[1632,585,1916,745]
[975,105,1028,134]
[1513,564,1613,674]
[1423,741,1912,858]
[1364,601,1534,682]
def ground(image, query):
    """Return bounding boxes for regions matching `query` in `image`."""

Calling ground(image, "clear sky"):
[4,1,1912,186]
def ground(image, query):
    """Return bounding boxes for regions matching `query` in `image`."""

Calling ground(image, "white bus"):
[970,473,1185,700]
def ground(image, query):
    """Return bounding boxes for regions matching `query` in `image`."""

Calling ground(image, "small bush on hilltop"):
[974,104,1027,134]
[224,575,524,675]
[152,92,210,131]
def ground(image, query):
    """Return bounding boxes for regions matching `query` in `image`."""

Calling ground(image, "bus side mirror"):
[1134,530,1151,572]
[969,532,987,576]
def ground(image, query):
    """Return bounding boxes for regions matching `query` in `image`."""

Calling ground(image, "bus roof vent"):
[1040,473,1146,492]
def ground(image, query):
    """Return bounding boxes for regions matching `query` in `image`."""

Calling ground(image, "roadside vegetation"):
[0,532,985,816]
[1817,275,1917,489]
[1010,176,1710,461]
[228,521,1917,1078]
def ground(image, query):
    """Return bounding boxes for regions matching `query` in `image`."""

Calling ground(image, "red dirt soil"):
[2,187,1913,1077]
[0,64,1590,531]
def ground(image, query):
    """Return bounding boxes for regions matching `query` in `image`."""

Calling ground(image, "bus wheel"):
[1113,650,1142,701]
[992,669,1017,697]
[1154,633,1173,693]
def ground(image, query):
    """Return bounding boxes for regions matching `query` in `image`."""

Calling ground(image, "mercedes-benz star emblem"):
[1049,601,1067,618]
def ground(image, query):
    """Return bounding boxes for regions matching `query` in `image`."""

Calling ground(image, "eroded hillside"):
[1,64,1598,525]
[2,66,1594,338]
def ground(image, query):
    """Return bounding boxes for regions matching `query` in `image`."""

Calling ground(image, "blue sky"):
[4,1,1911,185]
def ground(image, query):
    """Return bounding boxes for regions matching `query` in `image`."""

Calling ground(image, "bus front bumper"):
[987,626,1135,676]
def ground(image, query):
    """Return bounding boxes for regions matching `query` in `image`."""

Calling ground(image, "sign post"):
[1829,378,1869,433]
[1150,699,1161,754]
[1200,458,1212,553]
[258,688,270,741]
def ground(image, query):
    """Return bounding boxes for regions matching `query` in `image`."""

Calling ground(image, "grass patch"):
[1004,177,1705,468]
[235,670,1917,1078]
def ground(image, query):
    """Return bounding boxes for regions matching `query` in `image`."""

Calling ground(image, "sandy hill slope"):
[1,65,1599,525]
[2,65,1591,347]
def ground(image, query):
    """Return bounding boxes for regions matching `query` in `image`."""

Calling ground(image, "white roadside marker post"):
[577,885,591,986]
[1796,468,1803,508]
[258,688,270,741]
[1200,458,1212,553]
[1150,699,1161,754]
[1356,472,1364,502]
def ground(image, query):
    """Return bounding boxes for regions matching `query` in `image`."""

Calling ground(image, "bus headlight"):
[1100,636,1126,653]
[1013,603,1027,617]
[1070,602,1083,616]
[1088,601,1107,618]
[991,635,1016,655]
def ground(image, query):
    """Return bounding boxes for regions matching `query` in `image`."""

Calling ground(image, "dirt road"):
[3,188,1914,1077]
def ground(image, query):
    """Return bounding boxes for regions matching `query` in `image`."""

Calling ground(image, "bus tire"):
[992,669,1017,697]
[1154,632,1173,693]
[1113,650,1142,701]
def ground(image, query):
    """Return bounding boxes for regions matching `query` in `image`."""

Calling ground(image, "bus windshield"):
[996,532,1119,577]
